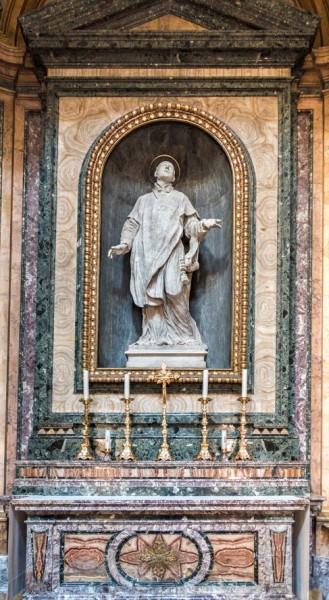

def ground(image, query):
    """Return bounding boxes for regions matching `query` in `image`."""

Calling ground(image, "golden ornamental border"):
[82,102,250,384]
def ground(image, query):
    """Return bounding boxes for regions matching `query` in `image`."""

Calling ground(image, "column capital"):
[297,51,323,96]
[0,40,24,90]
[314,47,329,91]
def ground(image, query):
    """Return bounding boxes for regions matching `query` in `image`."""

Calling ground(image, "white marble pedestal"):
[125,344,207,368]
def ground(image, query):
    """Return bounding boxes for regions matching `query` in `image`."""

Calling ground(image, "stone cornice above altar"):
[12,493,309,517]
[19,0,319,78]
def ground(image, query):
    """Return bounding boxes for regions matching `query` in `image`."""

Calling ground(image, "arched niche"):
[81,103,252,385]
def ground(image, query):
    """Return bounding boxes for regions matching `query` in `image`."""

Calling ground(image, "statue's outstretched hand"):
[202,218,222,230]
[108,243,129,259]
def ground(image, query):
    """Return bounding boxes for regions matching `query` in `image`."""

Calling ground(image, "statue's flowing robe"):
[120,188,206,346]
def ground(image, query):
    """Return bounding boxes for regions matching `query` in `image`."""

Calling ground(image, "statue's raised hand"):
[108,243,129,259]
[201,218,222,230]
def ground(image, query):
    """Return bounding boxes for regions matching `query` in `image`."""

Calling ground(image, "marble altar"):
[4,1,318,599]
[11,461,307,600]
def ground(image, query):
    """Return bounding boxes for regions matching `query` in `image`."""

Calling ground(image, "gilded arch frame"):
[82,102,251,385]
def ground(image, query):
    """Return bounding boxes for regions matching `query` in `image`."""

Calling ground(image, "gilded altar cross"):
[148,363,180,461]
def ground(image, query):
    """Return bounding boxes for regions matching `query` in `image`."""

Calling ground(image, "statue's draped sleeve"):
[120,218,139,250]
[118,191,205,308]
[184,214,208,240]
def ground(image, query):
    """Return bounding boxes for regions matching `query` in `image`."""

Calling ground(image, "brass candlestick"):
[102,448,112,462]
[234,396,252,461]
[194,396,214,461]
[76,397,94,460]
[117,396,136,462]
[148,363,180,461]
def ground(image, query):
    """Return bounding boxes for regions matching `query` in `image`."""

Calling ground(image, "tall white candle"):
[83,369,89,399]
[202,369,209,398]
[105,429,111,451]
[124,373,130,399]
[242,369,248,397]
[221,428,227,451]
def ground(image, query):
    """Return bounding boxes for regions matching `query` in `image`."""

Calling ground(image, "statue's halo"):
[149,155,181,183]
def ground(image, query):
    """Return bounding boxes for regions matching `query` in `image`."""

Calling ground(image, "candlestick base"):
[234,445,252,462]
[221,448,230,462]
[194,444,214,462]
[118,443,136,462]
[76,440,94,461]
[102,448,112,462]
[157,443,173,462]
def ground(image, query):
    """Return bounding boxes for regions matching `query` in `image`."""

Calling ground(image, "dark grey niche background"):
[98,121,233,369]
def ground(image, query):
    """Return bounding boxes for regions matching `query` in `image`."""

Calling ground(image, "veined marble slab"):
[53,95,278,414]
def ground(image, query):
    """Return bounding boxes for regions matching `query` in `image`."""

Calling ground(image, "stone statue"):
[108,156,221,363]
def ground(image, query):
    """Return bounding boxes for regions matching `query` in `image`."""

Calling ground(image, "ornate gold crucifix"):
[148,363,180,461]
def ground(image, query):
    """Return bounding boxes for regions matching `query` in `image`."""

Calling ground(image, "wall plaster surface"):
[53,95,278,414]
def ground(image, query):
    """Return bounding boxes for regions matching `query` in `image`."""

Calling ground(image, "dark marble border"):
[47,77,292,97]
[31,91,59,430]
[17,111,42,459]
[16,76,311,463]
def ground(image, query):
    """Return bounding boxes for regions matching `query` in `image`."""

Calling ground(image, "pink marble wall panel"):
[294,111,312,461]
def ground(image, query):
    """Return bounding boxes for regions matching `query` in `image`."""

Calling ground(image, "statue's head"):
[150,155,180,184]
[154,160,176,183]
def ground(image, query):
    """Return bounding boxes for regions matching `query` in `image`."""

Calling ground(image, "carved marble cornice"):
[19,0,319,77]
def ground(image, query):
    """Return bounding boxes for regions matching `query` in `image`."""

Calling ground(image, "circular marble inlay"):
[107,528,211,586]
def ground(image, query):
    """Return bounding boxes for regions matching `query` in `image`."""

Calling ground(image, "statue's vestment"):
[120,186,206,346]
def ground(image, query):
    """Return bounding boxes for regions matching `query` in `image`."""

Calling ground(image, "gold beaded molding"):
[82,102,250,384]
